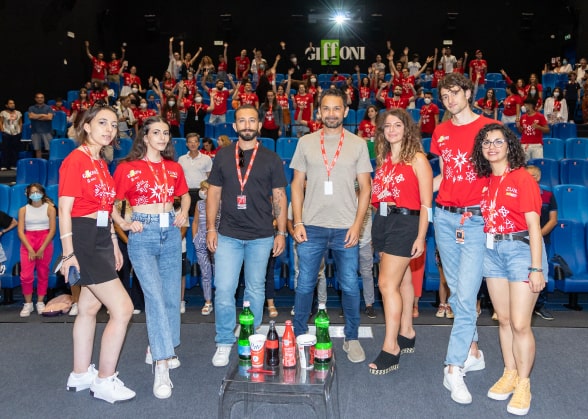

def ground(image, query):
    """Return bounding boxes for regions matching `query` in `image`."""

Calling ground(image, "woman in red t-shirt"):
[471,123,546,415]
[368,108,432,375]
[59,106,136,402]
[474,88,498,119]
[113,116,189,399]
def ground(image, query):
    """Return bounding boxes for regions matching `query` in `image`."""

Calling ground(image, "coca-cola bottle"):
[266,320,280,367]
[282,320,296,368]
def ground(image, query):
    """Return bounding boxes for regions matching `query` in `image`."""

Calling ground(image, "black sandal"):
[368,350,400,375]
[398,335,415,354]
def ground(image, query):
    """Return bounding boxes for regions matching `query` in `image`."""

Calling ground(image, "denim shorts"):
[483,237,548,282]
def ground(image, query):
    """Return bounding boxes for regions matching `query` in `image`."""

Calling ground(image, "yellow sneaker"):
[487,368,518,400]
[507,377,532,416]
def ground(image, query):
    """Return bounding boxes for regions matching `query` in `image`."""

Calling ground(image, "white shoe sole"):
[443,377,473,404]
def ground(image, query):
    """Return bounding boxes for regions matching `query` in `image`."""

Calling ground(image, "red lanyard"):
[81,145,111,210]
[320,129,345,180]
[486,168,510,232]
[235,142,259,194]
[143,157,169,204]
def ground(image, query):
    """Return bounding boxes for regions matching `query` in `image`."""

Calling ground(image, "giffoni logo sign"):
[310,40,366,65]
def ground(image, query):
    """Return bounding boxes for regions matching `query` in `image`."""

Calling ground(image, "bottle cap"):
[285,320,292,325]
[318,303,326,310]
[269,320,275,326]
[243,301,250,308]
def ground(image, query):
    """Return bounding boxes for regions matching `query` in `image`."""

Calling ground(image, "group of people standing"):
[52,70,546,417]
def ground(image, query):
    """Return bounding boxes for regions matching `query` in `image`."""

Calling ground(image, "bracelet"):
[60,232,73,239]
[276,231,288,237]
[206,229,217,233]
[528,267,543,272]
[293,222,304,228]
[61,252,75,262]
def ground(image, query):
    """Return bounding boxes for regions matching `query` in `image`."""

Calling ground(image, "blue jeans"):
[294,226,360,340]
[434,208,485,367]
[214,234,274,345]
[128,212,181,361]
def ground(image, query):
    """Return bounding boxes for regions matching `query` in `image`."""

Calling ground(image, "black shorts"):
[371,212,419,258]
[72,217,118,285]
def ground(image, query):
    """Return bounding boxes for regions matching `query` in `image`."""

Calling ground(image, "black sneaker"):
[365,306,376,319]
[534,307,554,320]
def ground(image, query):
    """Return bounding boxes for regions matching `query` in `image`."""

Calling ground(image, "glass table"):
[218,354,339,418]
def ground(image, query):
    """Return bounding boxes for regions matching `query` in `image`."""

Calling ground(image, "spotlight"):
[331,12,350,25]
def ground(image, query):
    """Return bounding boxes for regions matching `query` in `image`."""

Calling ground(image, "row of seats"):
[528,158,588,188]
[21,111,68,141]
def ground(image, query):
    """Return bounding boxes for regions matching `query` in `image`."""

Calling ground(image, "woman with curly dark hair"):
[368,108,432,375]
[471,123,547,416]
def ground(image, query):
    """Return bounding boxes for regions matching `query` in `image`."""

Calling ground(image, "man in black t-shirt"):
[206,105,288,367]
[0,210,18,275]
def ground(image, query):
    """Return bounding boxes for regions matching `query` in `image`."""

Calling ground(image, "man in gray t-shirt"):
[290,88,372,363]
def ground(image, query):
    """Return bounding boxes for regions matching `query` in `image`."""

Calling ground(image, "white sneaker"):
[145,346,180,369]
[290,306,295,316]
[463,350,485,373]
[36,302,46,315]
[69,303,78,316]
[132,309,141,315]
[90,373,136,404]
[212,345,232,367]
[0,263,6,275]
[20,303,34,317]
[180,301,186,314]
[201,302,213,315]
[153,364,173,399]
[66,364,98,392]
[443,366,472,404]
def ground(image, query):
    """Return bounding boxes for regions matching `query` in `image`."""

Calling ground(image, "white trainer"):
[145,346,181,369]
[153,364,173,399]
[66,364,98,392]
[443,366,472,404]
[36,302,46,315]
[463,350,485,373]
[90,373,136,404]
[212,345,232,367]
[20,303,34,317]
[69,303,78,316]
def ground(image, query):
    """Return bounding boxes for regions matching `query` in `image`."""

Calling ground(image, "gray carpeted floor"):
[1,322,586,418]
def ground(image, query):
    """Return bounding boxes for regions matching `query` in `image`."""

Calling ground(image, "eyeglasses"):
[238,149,244,167]
[482,139,506,149]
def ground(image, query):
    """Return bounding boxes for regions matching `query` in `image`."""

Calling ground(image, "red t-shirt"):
[91,57,107,80]
[59,149,116,217]
[217,61,228,72]
[108,59,122,75]
[400,75,416,99]
[208,88,230,115]
[276,93,289,110]
[133,108,157,127]
[114,159,188,206]
[51,105,71,117]
[90,90,108,104]
[262,107,278,130]
[476,98,497,114]
[481,168,541,233]
[235,56,250,79]
[359,86,372,101]
[419,104,440,134]
[238,92,259,106]
[502,94,522,117]
[183,79,197,98]
[432,69,445,88]
[520,112,547,145]
[71,99,92,113]
[163,79,176,91]
[307,120,323,133]
[122,73,141,87]
[294,93,313,121]
[358,120,376,138]
[431,115,498,207]
[469,59,487,84]
[371,156,422,210]
[384,97,410,110]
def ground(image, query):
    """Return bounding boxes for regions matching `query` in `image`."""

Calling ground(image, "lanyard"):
[81,145,111,210]
[320,129,345,180]
[486,168,510,232]
[143,157,169,206]
[235,141,259,194]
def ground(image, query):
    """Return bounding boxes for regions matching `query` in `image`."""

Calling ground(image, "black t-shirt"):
[208,142,287,240]
[540,189,557,245]
[0,211,14,229]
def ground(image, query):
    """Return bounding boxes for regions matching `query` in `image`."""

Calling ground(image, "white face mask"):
[424,98,431,105]
[310,78,317,83]
[195,97,203,103]
[168,101,175,107]
[199,190,207,200]
[131,88,139,94]
[521,105,527,113]
[553,92,559,98]
[140,103,147,109]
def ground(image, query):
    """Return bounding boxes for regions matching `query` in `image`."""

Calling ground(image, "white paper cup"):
[248,334,266,368]
[296,334,317,369]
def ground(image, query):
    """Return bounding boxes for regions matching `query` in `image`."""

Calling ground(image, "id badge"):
[160,213,169,228]
[427,207,433,223]
[324,181,333,195]
[97,210,109,227]
[455,228,465,244]
[486,233,494,250]
[195,115,199,121]
[237,195,247,210]
[379,202,388,217]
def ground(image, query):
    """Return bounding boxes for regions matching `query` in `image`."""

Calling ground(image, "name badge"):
[379,202,388,217]
[486,233,494,250]
[97,210,109,227]
[455,228,465,244]
[160,213,169,228]
[324,181,333,195]
[237,195,247,210]
[427,207,433,223]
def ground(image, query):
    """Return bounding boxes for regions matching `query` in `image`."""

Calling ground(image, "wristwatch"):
[276,231,288,237]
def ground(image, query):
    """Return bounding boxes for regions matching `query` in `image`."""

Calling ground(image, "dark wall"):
[0,0,585,110]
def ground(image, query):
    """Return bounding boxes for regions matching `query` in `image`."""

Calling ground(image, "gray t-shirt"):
[290,129,372,229]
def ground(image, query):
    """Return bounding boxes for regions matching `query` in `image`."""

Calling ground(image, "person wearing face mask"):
[517,97,550,161]
[134,98,157,130]
[201,72,237,124]
[544,87,568,124]
[160,93,182,138]
[557,58,572,74]
[432,48,446,89]
[418,91,440,139]
[184,92,214,138]
[191,180,218,316]
[17,183,56,317]
[0,99,23,171]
